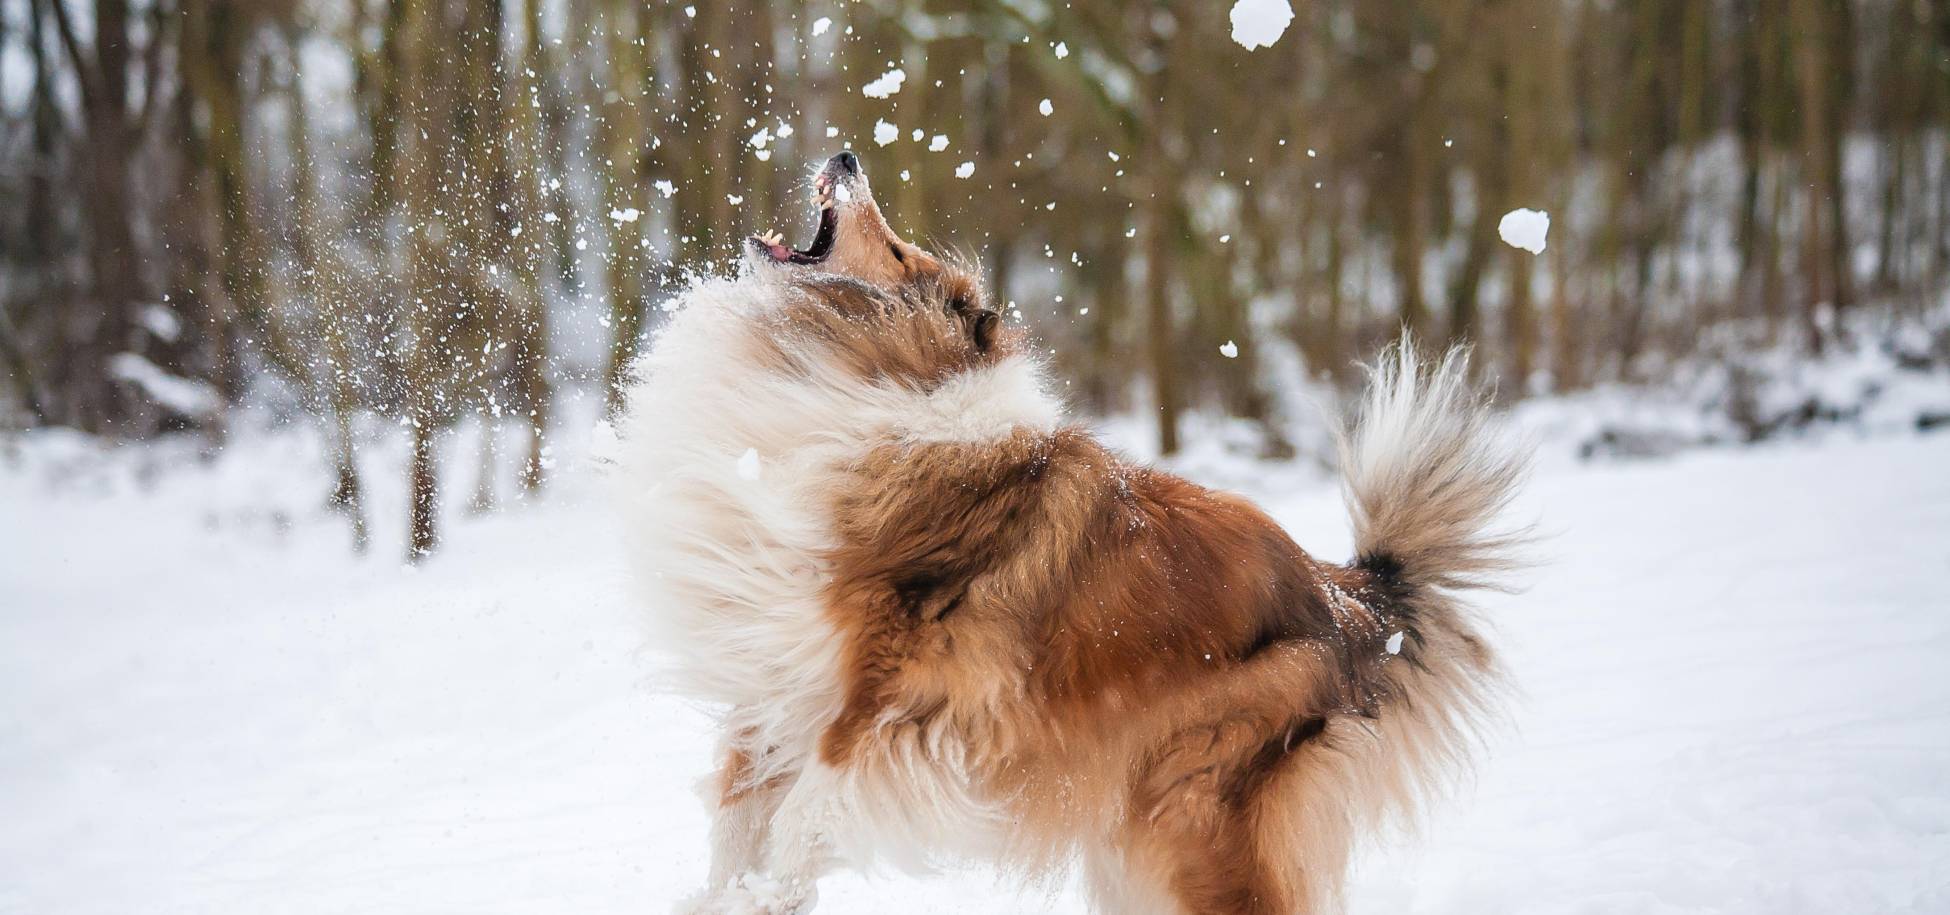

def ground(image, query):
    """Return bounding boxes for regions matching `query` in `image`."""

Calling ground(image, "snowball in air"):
[1386,631,1405,655]
[862,68,906,99]
[811,16,831,36]
[608,207,640,223]
[1498,208,1550,254]
[1230,0,1293,50]
[954,161,975,179]
[1038,98,1054,117]
[928,134,949,152]
[1054,42,1069,59]
[1219,340,1239,359]
[873,119,898,146]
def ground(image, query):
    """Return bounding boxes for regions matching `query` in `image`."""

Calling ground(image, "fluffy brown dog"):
[615,152,1526,914]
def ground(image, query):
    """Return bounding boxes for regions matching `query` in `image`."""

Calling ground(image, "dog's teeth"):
[760,231,783,246]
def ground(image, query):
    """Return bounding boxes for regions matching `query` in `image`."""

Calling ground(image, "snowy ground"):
[4,420,1949,914]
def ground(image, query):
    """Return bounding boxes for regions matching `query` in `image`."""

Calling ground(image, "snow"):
[105,352,221,417]
[862,69,907,99]
[1497,207,1550,254]
[1229,0,1294,50]
[138,305,182,343]
[928,134,949,152]
[1038,98,1054,117]
[1054,42,1069,60]
[4,416,1950,913]
[1220,340,1240,359]
[954,161,975,179]
[873,119,898,146]
[607,207,641,223]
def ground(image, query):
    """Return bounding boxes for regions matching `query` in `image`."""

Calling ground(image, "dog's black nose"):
[827,151,860,176]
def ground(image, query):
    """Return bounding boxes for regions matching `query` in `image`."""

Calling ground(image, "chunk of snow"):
[954,161,975,179]
[653,180,676,198]
[608,207,640,223]
[1229,0,1293,50]
[811,16,831,36]
[1054,42,1069,59]
[928,134,949,152]
[1219,340,1239,359]
[1498,208,1551,254]
[726,194,744,206]
[873,119,898,146]
[1386,631,1405,655]
[1038,98,1054,117]
[862,69,906,99]
[735,448,761,481]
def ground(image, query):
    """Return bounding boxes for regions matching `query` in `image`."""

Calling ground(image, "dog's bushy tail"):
[1341,337,1529,599]
[1256,338,1530,912]
[1334,333,1529,814]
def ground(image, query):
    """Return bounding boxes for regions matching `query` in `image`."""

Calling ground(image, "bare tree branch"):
[38,0,98,112]
[132,0,173,136]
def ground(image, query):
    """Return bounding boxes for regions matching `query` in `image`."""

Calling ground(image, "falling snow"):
[862,69,907,99]
[1230,0,1295,50]
[1498,208,1551,254]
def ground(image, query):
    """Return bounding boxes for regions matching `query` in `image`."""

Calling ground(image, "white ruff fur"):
[613,274,1062,897]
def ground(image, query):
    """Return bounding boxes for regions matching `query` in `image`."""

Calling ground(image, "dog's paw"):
[673,886,759,915]
[737,873,808,913]
[674,874,814,915]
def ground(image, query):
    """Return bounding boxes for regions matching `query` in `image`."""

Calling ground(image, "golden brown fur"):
[655,154,1520,914]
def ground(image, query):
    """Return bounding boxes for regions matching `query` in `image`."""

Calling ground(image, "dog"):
[614,152,1527,914]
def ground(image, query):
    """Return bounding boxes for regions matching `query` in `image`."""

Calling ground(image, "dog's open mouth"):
[753,202,836,265]
[752,153,860,265]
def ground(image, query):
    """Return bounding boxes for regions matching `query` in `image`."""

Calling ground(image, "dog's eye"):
[889,244,906,264]
[946,296,972,314]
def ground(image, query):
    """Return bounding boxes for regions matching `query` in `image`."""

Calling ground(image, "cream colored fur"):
[612,273,1061,913]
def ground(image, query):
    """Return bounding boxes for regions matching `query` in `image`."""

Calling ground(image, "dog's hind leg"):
[1111,642,1365,915]
[679,734,793,913]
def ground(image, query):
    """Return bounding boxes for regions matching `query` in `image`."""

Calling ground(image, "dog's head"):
[745,152,1003,355]
[745,151,953,291]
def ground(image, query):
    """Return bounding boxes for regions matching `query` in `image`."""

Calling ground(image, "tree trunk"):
[599,0,649,414]
[409,421,438,560]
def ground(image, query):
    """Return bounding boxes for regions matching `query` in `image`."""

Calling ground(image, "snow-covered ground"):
[4,420,1949,913]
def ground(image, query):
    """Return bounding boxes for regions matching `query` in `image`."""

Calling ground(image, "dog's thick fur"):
[616,156,1525,914]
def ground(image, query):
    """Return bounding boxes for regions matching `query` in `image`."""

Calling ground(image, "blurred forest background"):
[2,0,1948,555]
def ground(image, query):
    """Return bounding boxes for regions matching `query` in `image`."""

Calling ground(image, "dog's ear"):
[968,309,999,353]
